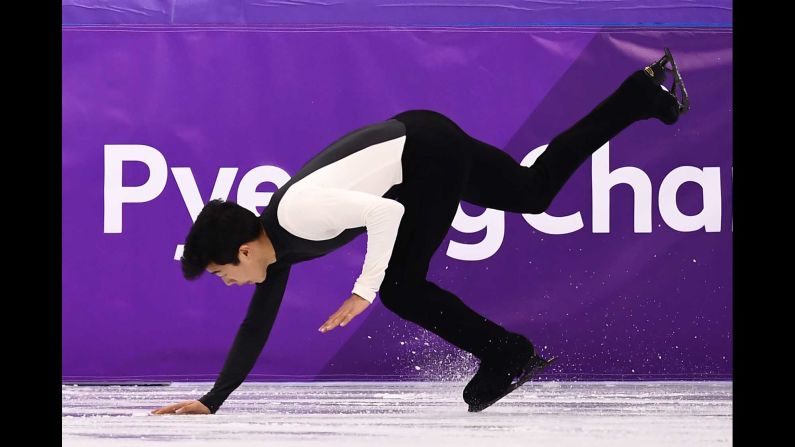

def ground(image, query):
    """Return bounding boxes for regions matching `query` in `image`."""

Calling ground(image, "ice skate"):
[643,47,691,119]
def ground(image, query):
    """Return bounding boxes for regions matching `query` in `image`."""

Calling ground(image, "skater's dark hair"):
[181,199,264,280]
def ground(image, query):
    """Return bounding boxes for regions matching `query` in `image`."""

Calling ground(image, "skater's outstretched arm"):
[151,263,292,415]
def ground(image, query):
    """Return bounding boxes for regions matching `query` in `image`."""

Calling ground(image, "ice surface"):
[63,381,732,446]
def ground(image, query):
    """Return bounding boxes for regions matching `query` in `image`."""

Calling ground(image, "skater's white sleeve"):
[278,185,405,303]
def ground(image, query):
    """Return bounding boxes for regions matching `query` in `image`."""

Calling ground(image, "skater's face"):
[206,244,266,286]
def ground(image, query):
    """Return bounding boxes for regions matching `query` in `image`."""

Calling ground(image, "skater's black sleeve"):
[198,264,292,414]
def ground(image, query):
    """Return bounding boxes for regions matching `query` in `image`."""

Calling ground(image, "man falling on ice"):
[153,49,689,415]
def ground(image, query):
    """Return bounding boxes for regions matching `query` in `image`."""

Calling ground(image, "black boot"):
[462,333,555,412]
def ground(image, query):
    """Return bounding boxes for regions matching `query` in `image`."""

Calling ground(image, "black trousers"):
[381,70,658,361]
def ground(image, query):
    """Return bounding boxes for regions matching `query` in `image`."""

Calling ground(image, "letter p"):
[104,145,167,233]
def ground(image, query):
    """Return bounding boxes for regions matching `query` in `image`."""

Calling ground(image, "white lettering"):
[447,207,504,261]
[102,143,727,263]
[104,145,168,233]
[659,166,721,232]
[592,146,653,233]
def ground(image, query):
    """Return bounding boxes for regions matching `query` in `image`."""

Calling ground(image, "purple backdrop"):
[62,0,732,26]
[62,25,732,382]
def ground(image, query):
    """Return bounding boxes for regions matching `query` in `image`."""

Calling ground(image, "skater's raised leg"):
[449,48,690,215]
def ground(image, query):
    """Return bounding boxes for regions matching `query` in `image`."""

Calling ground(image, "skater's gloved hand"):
[319,293,370,333]
[150,400,211,415]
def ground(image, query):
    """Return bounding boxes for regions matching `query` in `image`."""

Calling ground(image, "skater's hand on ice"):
[319,294,370,333]
[150,400,210,415]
